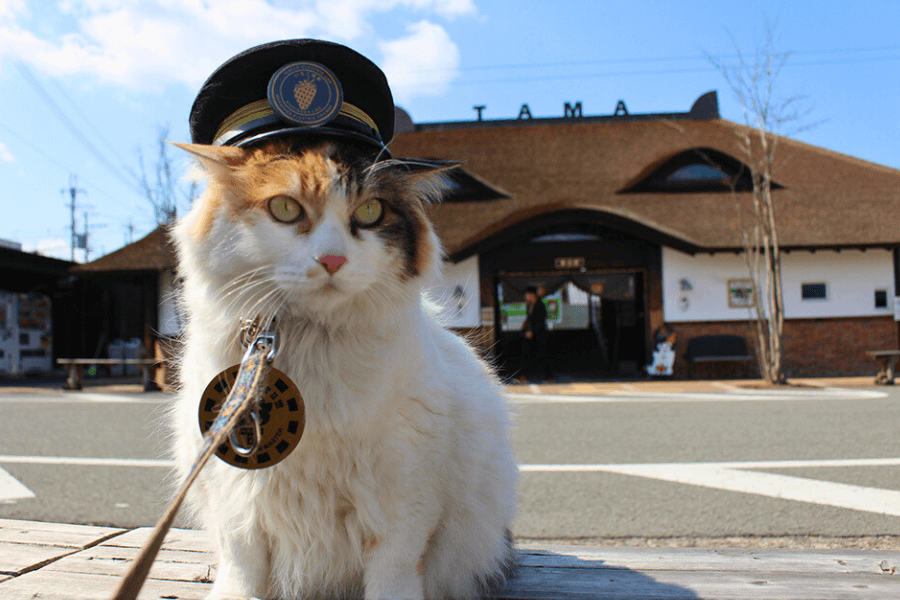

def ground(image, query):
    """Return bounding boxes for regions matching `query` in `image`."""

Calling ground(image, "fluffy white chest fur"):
[168,140,518,600]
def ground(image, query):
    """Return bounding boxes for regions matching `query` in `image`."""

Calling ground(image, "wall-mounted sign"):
[728,279,755,308]
[555,257,585,270]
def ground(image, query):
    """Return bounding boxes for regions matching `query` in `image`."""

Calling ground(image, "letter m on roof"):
[564,102,582,118]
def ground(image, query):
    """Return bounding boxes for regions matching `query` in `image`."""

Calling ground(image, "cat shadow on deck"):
[493,548,702,600]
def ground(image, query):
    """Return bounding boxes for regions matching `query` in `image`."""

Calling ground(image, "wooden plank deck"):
[1,519,898,599]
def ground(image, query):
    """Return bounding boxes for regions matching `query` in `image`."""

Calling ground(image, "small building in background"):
[0,239,77,376]
[68,227,179,387]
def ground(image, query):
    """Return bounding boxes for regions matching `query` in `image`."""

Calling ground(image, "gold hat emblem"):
[293,76,318,110]
[268,61,343,128]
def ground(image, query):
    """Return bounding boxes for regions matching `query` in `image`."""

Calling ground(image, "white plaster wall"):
[426,255,481,328]
[158,270,183,336]
[781,250,893,318]
[662,247,894,322]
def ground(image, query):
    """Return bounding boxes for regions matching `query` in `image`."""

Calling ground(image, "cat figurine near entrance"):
[168,136,518,600]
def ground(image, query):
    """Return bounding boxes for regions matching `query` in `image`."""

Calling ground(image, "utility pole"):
[63,174,86,262]
[82,211,90,262]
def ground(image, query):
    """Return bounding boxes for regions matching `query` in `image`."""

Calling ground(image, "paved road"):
[510,385,900,543]
[0,383,898,546]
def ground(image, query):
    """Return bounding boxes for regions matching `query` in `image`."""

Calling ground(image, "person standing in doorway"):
[522,286,554,382]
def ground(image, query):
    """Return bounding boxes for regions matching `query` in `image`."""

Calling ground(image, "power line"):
[393,45,900,76]
[46,75,129,169]
[448,54,900,87]
[0,34,144,195]
[0,119,139,206]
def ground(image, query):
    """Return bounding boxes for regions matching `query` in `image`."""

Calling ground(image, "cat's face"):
[175,139,448,322]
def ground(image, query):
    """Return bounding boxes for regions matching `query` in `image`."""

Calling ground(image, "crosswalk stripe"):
[521,459,900,516]
[0,467,36,502]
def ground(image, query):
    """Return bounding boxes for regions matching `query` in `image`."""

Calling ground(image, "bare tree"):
[137,127,197,226]
[710,20,813,384]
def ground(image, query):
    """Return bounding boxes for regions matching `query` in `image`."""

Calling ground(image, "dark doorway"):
[474,211,663,381]
[494,271,646,381]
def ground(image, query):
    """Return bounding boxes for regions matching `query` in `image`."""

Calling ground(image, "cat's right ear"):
[169,142,247,173]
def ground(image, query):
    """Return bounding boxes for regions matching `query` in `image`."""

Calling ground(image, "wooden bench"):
[866,350,900,385]
[1,519,897,599]
[56,358,160,392]
[686,335,754,377]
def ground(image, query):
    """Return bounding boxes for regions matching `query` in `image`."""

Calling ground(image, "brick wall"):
[783,316,897,377]
[668,316,898,379]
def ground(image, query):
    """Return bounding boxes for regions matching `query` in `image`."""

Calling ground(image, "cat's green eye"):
[268,195,304,224]
[353,198,384,227]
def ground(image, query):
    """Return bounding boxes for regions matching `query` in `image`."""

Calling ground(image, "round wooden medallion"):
[198,365,305,470]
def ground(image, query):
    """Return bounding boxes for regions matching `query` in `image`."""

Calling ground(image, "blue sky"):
[1,0,898,262]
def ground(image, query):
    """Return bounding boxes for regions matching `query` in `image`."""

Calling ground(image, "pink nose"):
[318,254,347,275]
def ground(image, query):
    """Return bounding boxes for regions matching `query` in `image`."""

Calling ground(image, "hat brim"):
[233,126,391,156]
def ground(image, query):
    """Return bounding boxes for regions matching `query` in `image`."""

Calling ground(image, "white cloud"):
[0,1,321,90]
[0,1,475,97]
[0,0,26,19]
[379,20,461,104]
[0,141,14,162]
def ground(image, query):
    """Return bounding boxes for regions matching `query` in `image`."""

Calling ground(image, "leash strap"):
[110,327,276,600]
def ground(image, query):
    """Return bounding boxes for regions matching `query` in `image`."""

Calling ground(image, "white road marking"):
[614,465,900,516]
[521,458,900,517]
[0,455,174,468]
[0,467,35,502]
[0,393,163,404]
[3,454,897,515]
[508,387,887,404]
[521,457,900,471]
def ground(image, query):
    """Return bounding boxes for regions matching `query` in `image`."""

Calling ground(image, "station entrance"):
[476,211,664,381]
[494,271,646,380]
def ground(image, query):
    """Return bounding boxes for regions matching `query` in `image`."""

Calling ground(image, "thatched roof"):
[71,227,174,274]
[390,115,900,259]
[75,102,900,274]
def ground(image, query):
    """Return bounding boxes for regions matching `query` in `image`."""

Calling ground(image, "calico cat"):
[169,137,518,600]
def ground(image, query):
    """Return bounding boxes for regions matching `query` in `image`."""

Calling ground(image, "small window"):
[667,164,729,182]
[801,283,827,300]
[618,147,783,194]
[875,289,888,309]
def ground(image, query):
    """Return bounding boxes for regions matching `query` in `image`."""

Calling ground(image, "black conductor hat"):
[190,39,394,153]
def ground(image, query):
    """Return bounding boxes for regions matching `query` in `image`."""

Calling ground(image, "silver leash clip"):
[231,317,278,457]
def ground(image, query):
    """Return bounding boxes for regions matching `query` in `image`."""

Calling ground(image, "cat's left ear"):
[169,142,248,173]
[379,158,462,202]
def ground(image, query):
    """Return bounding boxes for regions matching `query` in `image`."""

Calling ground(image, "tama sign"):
[472,100,630,121]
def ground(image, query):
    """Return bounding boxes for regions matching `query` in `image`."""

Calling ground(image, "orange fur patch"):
[227,147,337,229]
[186,141,346,240]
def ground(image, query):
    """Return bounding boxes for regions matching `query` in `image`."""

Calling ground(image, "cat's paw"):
[204,585,266,600]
